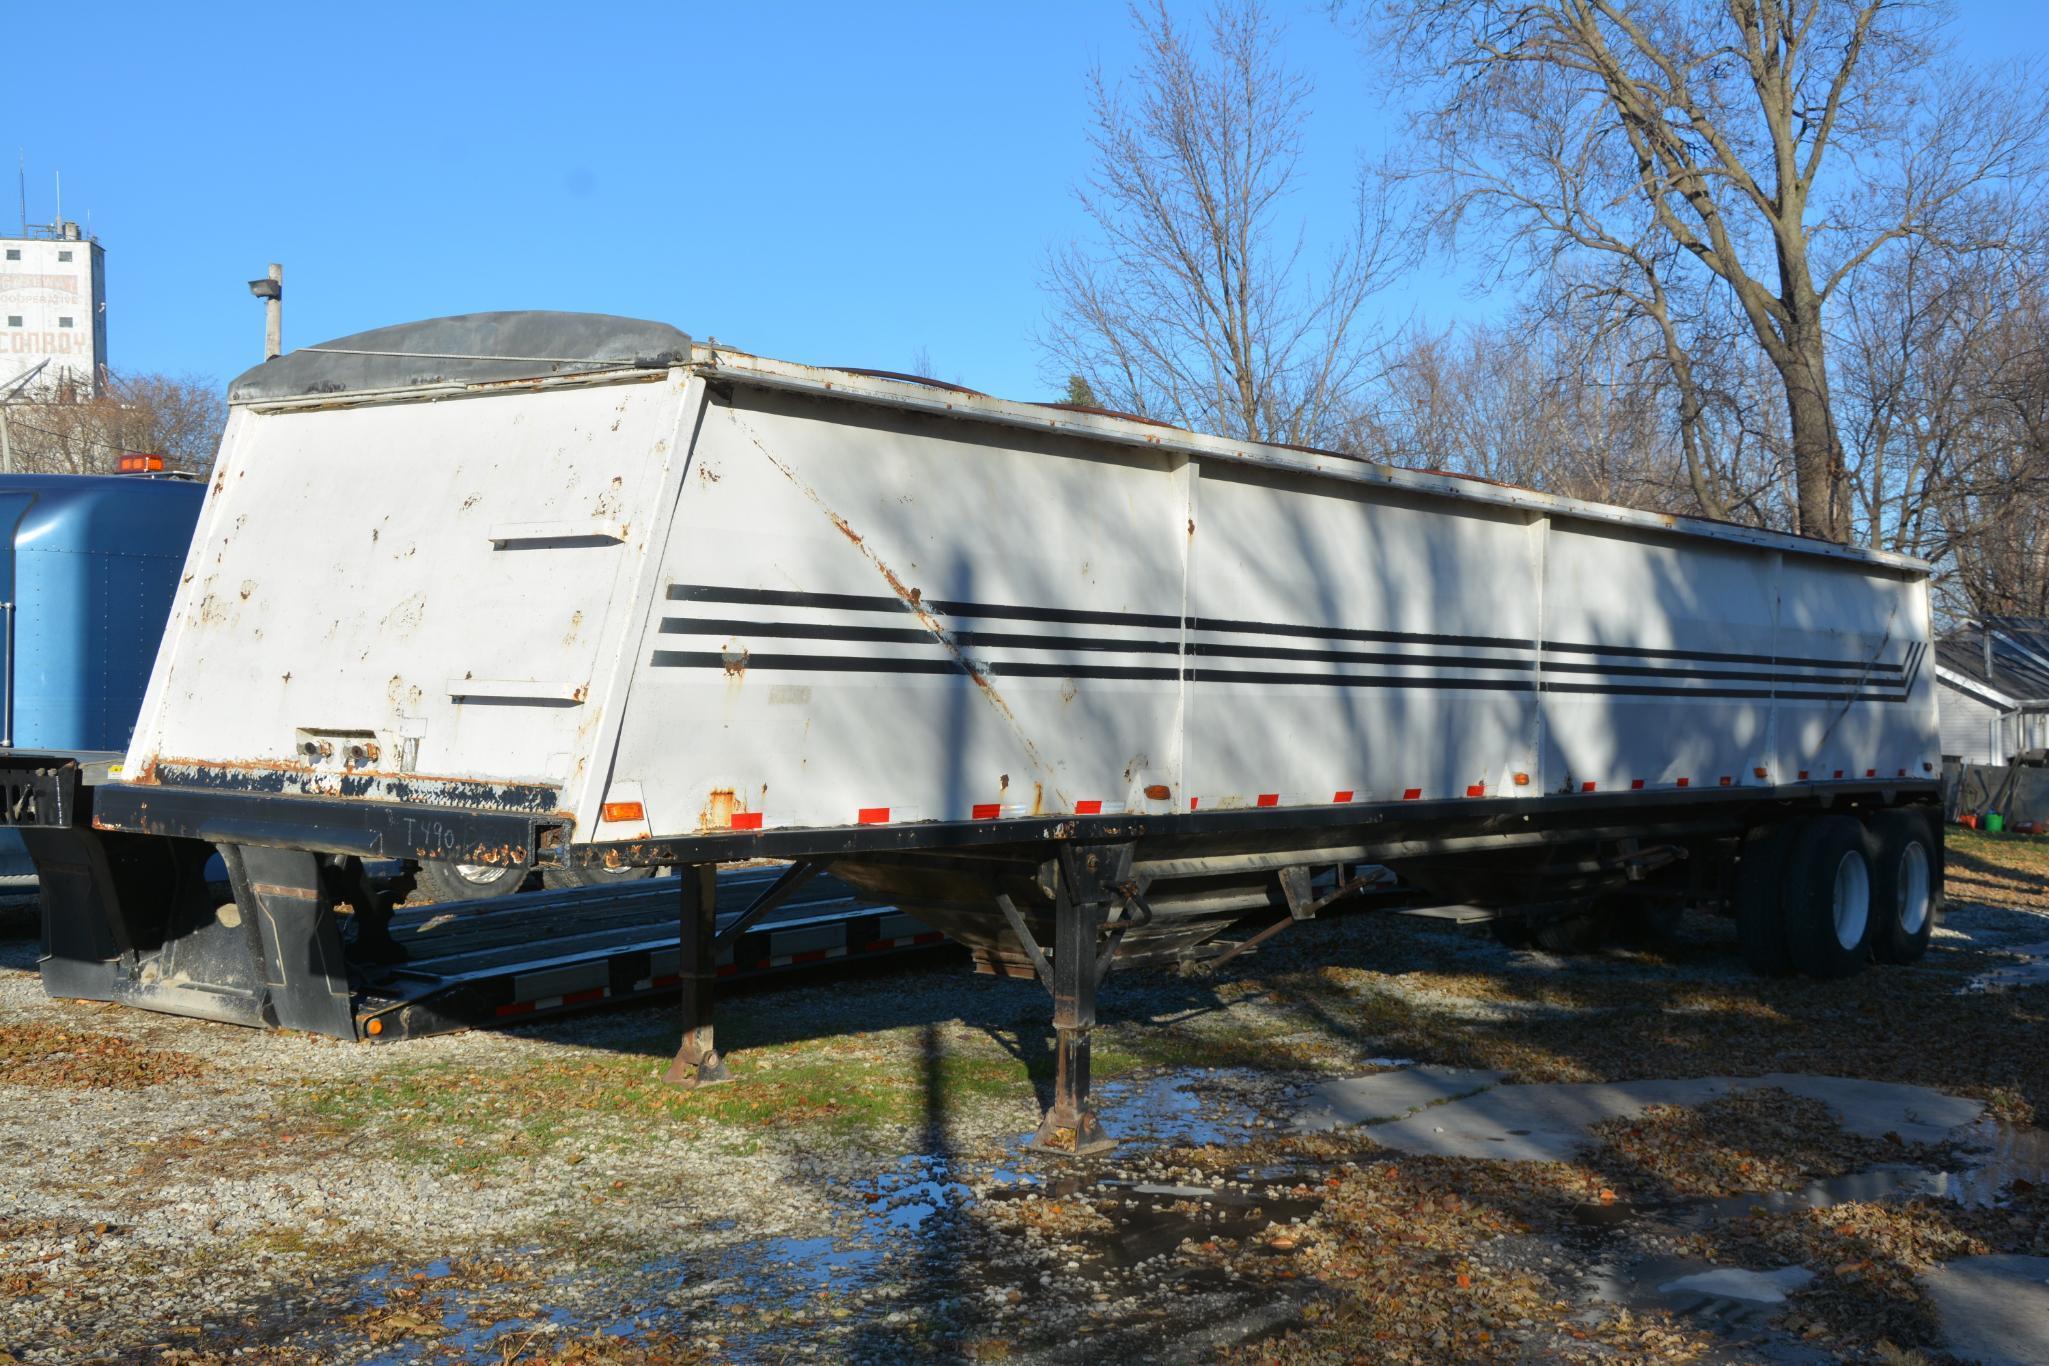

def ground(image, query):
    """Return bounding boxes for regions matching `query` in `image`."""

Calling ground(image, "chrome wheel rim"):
[1896,842,1932,936]
[1832,850,1871,951]
[454,862,508,885]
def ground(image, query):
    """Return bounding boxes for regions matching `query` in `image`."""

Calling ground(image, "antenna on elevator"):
[16,151,23,234]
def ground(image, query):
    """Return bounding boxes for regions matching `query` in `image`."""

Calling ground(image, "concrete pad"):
[1921,1254,2049,1366]
[1296,1072,1983,1160]
[1755,1073,1983,1145]
[1294,1066,1506,1132]
[1354,1076,1740,1161]
[1657,1265,1815,1304]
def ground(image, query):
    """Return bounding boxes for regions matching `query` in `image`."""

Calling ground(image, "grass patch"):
[294,1012,1097,1170]
[1946,826,2049,909]
[285,975,1382,1171]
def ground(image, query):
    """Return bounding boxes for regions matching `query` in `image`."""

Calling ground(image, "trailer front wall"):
[123,376,691,814]
[597,382,1938,841]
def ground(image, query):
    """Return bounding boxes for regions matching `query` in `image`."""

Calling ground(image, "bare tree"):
[1833,239,2049,616]
[1356,306,1792,521]
[1364,1,2049,541]
[1042,1,1402,447]
[3,371,226,476]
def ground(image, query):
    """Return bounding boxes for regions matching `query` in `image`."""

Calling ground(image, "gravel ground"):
[0,830,2046,1363]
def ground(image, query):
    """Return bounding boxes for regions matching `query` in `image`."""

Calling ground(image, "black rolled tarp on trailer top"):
[227,311,698,402]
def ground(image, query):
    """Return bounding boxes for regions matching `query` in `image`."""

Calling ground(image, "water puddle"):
[1556,1120,2049,1353]
[1582,1254,1837,1363]
[1963,939,2049,992]
[1656,1263,1816,1304]
[984,1169,1323,1281]
[299,1068,2046,1362]
[318,1227,898,1363]
[345,1257,585,1366]
[1042,1068,1277,1151]
[864,1154,976,1231]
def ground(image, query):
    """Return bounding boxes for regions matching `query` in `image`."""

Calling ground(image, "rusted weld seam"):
[725,407,1065,803]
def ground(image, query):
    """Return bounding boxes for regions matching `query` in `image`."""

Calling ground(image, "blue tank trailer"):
[0,473,205,874]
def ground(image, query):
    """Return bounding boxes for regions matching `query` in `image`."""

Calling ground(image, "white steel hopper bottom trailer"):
[3,312,1943,1152]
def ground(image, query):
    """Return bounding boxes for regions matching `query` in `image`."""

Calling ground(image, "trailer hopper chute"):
[10,312,1944,1151]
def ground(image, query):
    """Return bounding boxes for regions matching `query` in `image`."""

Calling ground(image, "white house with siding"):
[1935,619,2049,764]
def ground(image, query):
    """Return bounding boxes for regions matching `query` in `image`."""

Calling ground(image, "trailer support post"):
[1029,843,1129,1156]
[220,844,355,1037]
[665,862,730,1087]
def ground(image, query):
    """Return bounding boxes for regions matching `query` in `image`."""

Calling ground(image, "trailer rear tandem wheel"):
[4,751,1941,1155]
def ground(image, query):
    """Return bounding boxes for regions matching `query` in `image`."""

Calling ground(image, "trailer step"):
[1393,903,1499,926]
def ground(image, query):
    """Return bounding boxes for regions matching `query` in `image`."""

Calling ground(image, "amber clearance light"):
[601,801,646,823]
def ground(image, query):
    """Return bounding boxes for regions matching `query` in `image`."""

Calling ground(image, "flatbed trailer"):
[8,751,944,1040]
[1,312,1945,1153]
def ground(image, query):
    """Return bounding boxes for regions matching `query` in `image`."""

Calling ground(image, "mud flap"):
[27,827,357,1039]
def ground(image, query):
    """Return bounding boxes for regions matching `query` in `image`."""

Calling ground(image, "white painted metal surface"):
[122,336,1941,846]
[0,228,106,393]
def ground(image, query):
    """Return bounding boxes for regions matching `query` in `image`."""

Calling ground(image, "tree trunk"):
[1776,309,1846,542]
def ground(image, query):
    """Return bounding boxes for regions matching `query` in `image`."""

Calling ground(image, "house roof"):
[1935,617,2049,708]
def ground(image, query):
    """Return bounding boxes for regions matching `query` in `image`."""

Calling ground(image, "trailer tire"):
[1866,811,1939,966]
[1610,897,1684,948]
[413,858,532,902]
[1782,816,1873,979]
[1489,915,1535,949]
[1531,902,1614,954]
[1733,823,1797,977]
[543,864,658,891]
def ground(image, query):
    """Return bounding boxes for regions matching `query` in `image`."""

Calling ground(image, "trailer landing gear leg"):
[1023,844,1132,1157]
[664,863,730,1088]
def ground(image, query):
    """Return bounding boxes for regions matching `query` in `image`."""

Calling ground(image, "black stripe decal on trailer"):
[652,651,1536,690]
[661,618,1536,673]
[657,624,1913,692]
[650,648,1908,700]
[1541,660,1893,685]
[1540,641,1905,674]
[658,584,1922,695]
[1538,682,1910,703]
[1196,615,1531,651]
[662,617,1184,656]
[667,583,1184,632]
[667,584,1532,651]
[652,651,1181,682]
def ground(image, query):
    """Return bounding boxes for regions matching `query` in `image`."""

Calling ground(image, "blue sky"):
[7,1,2039,401]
